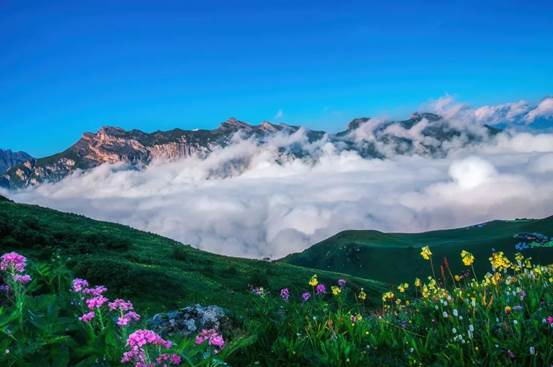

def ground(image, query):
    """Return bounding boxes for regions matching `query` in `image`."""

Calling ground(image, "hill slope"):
[0,196,385,313]
[282,216,553,284]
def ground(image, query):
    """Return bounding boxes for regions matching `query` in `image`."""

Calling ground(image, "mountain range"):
[1,112,501,189]
[0,149,32,176]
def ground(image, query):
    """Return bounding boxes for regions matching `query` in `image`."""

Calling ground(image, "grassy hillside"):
[0,195,385,314]
[282,216,553,284]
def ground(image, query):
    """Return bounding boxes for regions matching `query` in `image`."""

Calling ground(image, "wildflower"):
[442,311,448,318]
[397,283,409,293]
[309,275,318,287]
[454,274,461,282]
[461,250,475,266]
[316,284,326,295]
[79,311,95,323]
[71,278,89,293]
[420,246,432,260]
[13,274,31,284]
[0,252,26,273]
[382,291,395,302]
[117,311,141,327]
[280,288,290,301]
[86,295,109,310]
[331,286,341,296]
[108,299,134,312]
[338,279,346,288]
[546,316,553,325]
[252,287,265,297]
[414,278,421,287]
[453,309,459,317]
[489,252,511,271]
[157,354,182,366]
[122,330,172,365]
[504,306,512,315]
[452,328,457,334]
[302,292,311,302]
[82,285,108,297]
[529,346,535,355]
[195,329,225,350]
[358,288,367,301]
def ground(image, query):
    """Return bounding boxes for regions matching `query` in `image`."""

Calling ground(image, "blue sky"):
[1,0,552,156]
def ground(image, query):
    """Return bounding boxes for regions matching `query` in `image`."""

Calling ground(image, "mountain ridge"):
[2,112,500,189]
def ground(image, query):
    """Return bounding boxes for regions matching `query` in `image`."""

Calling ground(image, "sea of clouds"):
[4,97,553,259]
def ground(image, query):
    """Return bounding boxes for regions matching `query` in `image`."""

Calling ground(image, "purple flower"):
[316,284,326,295]
[546,316,553,325]
[0,252,27,273]
[157,353,182,365]
[195,329,225,350]
[13,274,31,284]
[122,330,172,365]
[338,279,346,288]
[86,295,108,310]
[82,285,107,297]
[79,311,95,323]
[117,311,141,326]
[302,292,311,302]
[0,284,9,294]
[280,288,290,301]
[71,278,89,293]
[109,299,134,312]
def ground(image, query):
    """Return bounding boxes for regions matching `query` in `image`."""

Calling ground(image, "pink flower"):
[13,274,31,284]
[109,299,134,312]
[117,311,141,326]
[86,295,109,310]
[79,311,95,323]
[0,252,27,273]
[71,278,89,293]
[316,284,326,294]
[82,285,107,297]
[156,353,181,365]
[546,316,553,325]
[280,288,289,301]
[122,330,173,365]
[195,329,225,350]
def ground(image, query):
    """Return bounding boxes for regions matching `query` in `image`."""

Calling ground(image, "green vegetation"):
[0,198,383,313]
[282,217,553,284]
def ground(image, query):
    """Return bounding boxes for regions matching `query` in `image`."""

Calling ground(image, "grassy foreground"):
[1,247,552,366]
[0,196,384,313]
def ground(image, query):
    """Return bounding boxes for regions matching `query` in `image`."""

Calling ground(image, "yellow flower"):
[489,252,511,271]
[461,250,475,266]
[515,252,524,263]
[397,283,409,293]
[354,313,363,321]
[420,245,432,260]
[309,274,318,287]
[395,298,401,305]
[454,274,461,282]
[422,285,430,298]
[331,286,341,296]
[414,278,422,287]
[504,306,512,315]
[358,288,367,301]
[382,291,395,302]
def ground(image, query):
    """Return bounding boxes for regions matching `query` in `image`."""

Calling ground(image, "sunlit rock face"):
[2,113,501,189]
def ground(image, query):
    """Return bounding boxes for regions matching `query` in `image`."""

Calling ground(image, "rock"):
[148,304,233,338]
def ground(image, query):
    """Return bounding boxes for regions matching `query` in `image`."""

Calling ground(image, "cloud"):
[525,97,553,123]
[4,126,553,260]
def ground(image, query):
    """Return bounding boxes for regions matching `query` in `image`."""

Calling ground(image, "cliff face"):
[2,114,499,189]
[0,149,33,175]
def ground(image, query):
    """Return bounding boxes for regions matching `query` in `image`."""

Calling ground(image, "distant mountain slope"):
[2,112,500,189]
[0,197,384,312]
[281,217,553,284]
[0,148,32,174]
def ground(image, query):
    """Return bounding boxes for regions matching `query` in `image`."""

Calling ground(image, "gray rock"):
[149,304,232,337]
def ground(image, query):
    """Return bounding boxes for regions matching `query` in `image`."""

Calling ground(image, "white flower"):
[443,311,448,318]
[469,324,474,332]
[453,309,459,317]
[513,320,518,325]
[452,328,457,334]
[529,346,535,355]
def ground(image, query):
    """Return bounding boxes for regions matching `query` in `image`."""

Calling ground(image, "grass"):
[282,216,553,284]
[0,197,384,314]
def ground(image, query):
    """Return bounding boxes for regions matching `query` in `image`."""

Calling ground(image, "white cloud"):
[4,128,553,260]
[525,97,553,123]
